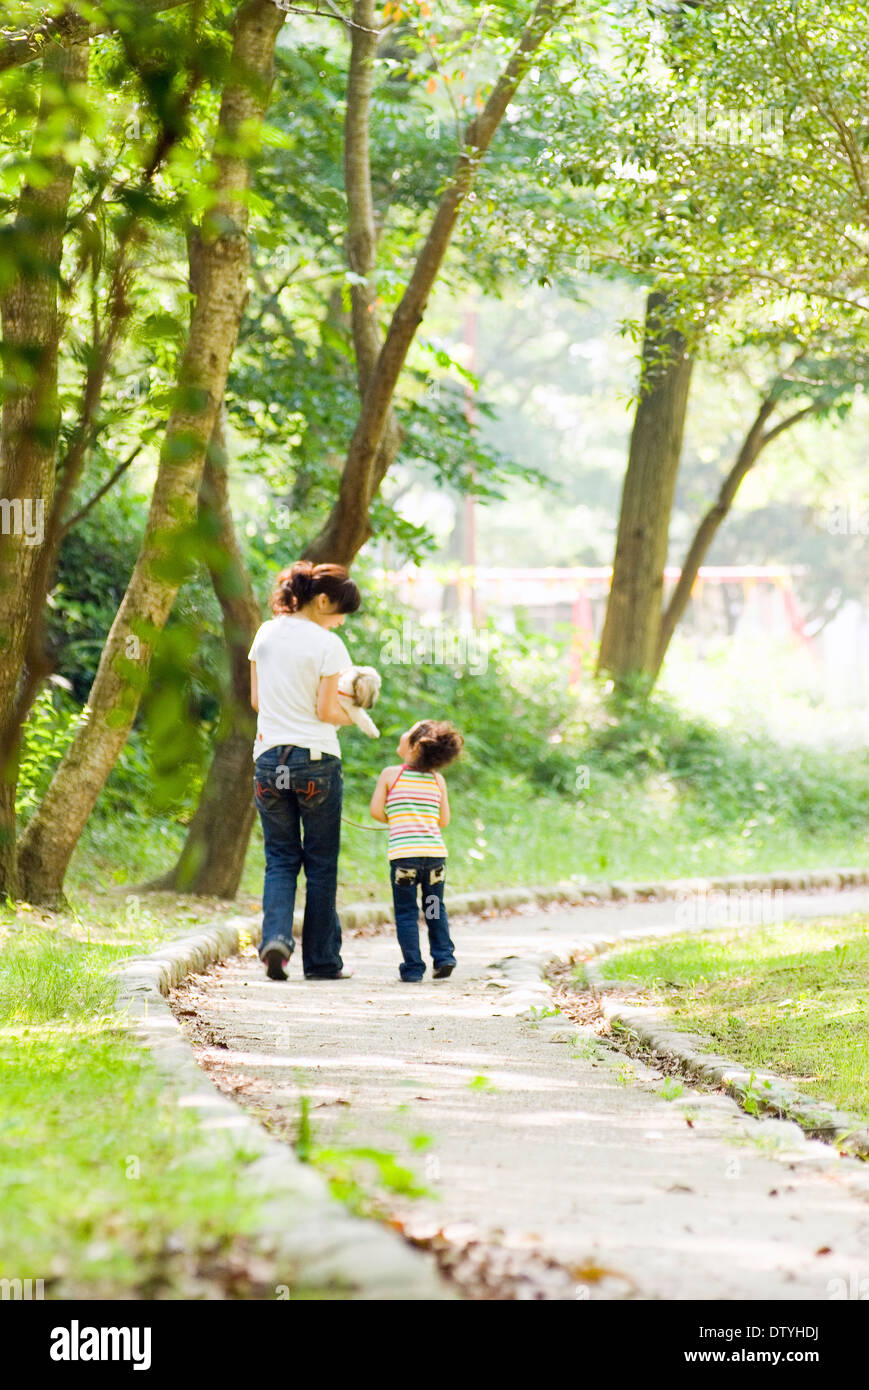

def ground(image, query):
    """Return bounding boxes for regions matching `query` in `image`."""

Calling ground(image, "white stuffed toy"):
[337,665,381,738]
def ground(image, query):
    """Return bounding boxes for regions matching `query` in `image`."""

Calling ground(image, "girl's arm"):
[317,672,353,725]
[250,661,258,711]
[436,773,450,828]
[369,769,391,823]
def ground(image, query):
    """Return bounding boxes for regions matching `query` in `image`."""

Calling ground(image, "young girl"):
[369,720,464,982]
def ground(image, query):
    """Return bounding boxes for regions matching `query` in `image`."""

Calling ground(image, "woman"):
[249,560,361,981]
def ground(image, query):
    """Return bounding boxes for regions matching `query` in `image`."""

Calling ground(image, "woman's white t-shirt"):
[248,615,352,761]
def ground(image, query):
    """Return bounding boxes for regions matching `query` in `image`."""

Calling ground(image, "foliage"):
[15,686,81,823]
[5,0,869,889]
[337,577,583,806]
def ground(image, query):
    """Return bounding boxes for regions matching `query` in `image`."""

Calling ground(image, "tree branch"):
[654,391,823,674]
[60,443,143,534]
[760,401,822,446]
[304,0,571,563]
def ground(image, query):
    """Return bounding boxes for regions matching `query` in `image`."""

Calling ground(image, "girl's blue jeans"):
[253,745,344,978]
[389,856,456,981]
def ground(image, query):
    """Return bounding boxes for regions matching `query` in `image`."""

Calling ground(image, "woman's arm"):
[369,769,391,823]
[317,672,353,725]
[436,773,450,828]
[250,661,258,711]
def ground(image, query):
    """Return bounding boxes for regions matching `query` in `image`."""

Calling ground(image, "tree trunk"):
[597,292,694,685]
[17,0,286,905]
[341,0,404,495]
[302,0,406,565]
[156,0,406,897]
[0,40,89,897]
[653,397,819,676]
[303,0,565,566]
[143,409,262,896]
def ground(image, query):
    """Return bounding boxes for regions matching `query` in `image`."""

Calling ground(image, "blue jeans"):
[253,745,344,978]
[390,857,456,981]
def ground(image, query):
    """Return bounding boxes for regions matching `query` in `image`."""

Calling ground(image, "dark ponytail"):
[270,561,361,616]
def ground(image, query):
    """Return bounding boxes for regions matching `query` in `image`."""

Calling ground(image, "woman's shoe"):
[265,949,289,981]
[433,963,455,979]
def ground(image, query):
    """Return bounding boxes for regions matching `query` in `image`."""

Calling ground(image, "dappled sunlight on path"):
[174,889,869,1300]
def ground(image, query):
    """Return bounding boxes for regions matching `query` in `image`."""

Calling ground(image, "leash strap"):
[341,816,388,831]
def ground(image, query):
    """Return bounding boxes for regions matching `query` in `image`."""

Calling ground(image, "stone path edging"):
[111,919,453,1301]
[583,954,869,1160]
[336,864,869,931]
[484,909,869,1162]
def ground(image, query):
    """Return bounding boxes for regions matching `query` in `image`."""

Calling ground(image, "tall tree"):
[597,291,693,683]
[339,0,405,513]
[0,39,89,896]
[143,406,261,895]
[303,0,571,564]
[17,0,286,904]
[154,0,403,897]
[653,334,867,674]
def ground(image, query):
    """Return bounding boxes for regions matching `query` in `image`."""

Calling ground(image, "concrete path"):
[174,888,869,1300]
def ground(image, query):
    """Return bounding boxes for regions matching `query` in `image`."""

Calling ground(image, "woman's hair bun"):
[287,560,316,608]
[270,560,361,616]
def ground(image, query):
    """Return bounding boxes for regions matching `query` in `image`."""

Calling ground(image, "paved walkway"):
[175,888,869,1300]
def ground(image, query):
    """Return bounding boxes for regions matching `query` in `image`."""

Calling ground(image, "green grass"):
[0,906,275,1298]
[69,767,869,909]
[599,915,869,1120]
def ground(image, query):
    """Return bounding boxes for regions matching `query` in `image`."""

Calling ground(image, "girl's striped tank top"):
[385,765,446,861]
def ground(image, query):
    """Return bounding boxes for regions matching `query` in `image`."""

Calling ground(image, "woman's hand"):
[317,673,353,725]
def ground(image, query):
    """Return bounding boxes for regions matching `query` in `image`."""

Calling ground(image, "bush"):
[16,686,81,823]
[338,582,582,806]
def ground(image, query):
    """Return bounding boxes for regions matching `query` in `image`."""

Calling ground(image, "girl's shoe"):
[265,949,289,981]
[433,963,455,979]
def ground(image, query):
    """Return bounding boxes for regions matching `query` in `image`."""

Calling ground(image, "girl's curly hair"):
[408,720,464,773]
